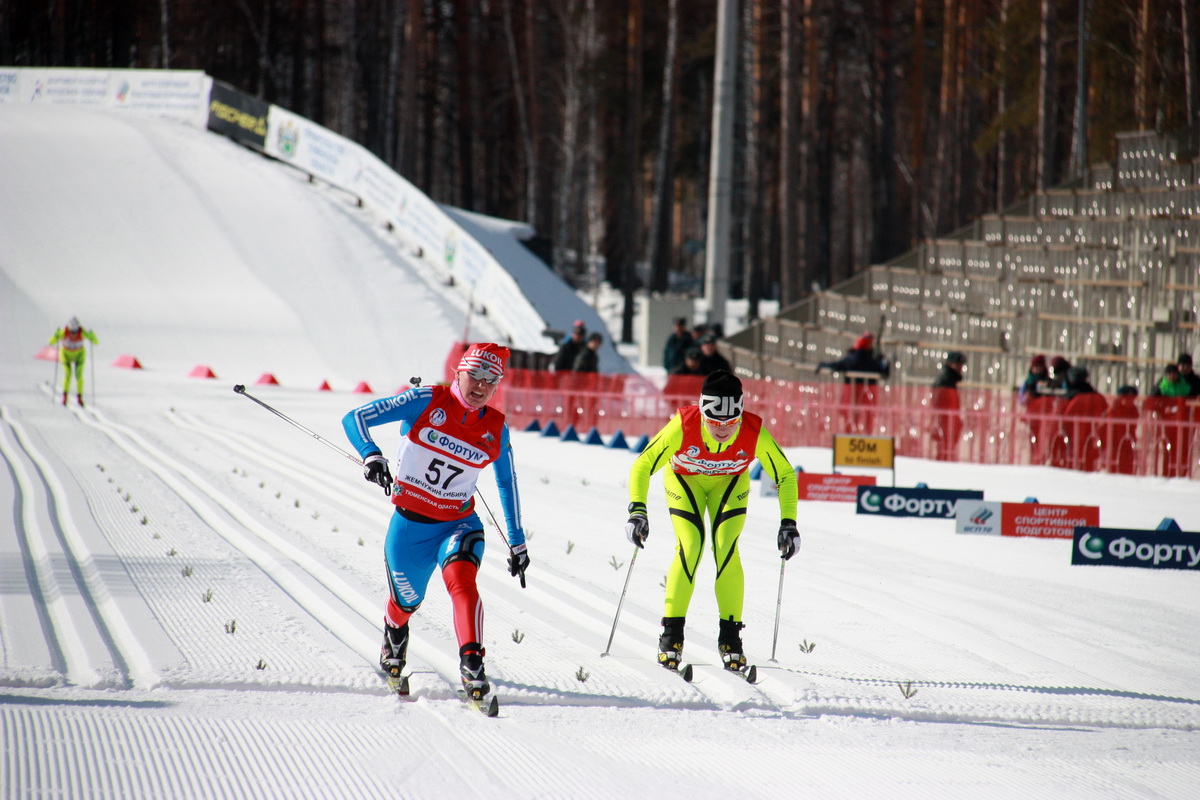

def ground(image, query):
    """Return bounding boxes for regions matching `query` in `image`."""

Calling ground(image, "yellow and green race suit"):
[49,326,99,394]
[629,406,797,621]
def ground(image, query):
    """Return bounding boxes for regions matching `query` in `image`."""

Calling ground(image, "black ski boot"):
[657,616,686,671]
[459,643,490,700]
[718,618,747,672]
[379,623,409,679]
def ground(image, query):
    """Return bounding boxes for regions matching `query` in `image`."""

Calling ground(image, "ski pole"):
[233,384,365,467]
[89,341,96,407]
[51,351,59,404]
[601,546,640,657]
[475,490,526,589]
[769,557,786,662]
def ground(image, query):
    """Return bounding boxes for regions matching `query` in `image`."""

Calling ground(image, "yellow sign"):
[833,435,895,469]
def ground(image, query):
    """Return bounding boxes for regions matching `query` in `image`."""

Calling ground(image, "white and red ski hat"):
[457,342,511,381]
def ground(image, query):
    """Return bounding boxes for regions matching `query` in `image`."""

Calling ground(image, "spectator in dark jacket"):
[572,333,603,373]
[817,332,889,434]
[696,335,732,376]
[1064,365,1098,401]
[553,321,586,372]
[670,347,705,376]
[932,351,966,390]
[1047,356,1071,394]
[662,318,694,374]
[816,332,889,384]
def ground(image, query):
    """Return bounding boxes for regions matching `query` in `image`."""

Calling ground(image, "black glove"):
[508,543,530,580]
[363,454,392,495]
[777,519,800,560]
[625,502,649,548]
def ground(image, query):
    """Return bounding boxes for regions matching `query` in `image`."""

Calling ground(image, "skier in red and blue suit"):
[342,342,528,702]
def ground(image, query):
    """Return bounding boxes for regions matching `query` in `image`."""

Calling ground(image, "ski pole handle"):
[232,384,364,466]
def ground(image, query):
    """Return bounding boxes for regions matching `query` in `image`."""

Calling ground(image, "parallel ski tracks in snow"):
[0,405,153,689]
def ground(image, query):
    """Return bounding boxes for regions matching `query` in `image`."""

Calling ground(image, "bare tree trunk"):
[1037,0,1057,191]
[454,0,475,208]
[873,0,899,262]
[555,0,585,276]
[1068,0,1089,179]
[621,0,643,344]
[800,0,819,291]
[382,0,404,165]
[931,0,958,233]
[1184,0,1200,154]
[911,0,926,239]
[1134,0,1151,129]
[160,0,170,67]
[396,0,423,175]
[995,0,1010,208]
[585,0,605,298]
[779,0,799,306]
[501,0,535,222]
[741,0,763,319]
[526,1,545,232]
[646,0,680,295]
[324,0,356,136]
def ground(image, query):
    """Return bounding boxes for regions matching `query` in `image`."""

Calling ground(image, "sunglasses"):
[703,415,742,429]
[465,368,501,385]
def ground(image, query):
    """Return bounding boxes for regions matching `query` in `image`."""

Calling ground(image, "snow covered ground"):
[2,105,1199,799]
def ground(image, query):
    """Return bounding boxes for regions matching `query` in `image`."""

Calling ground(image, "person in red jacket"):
[930,351,965,461]
[1063,366,1108,471]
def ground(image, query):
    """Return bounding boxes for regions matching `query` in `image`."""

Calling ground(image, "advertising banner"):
[855,486,983,518]
[0,68,211,127]
[957,502,1100,538]
[207,81,268,148]
[1072,527,1200,570]
[796,473,877,502]
[956,501,1002,534]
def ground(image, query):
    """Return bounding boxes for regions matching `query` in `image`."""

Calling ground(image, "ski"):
[661,662,695,682]
[683,662,758,684]
[386,672,499,716]
[385,672,411,697]
[457,689,500,717]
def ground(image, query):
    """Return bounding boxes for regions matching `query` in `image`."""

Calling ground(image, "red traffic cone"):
[255,373,280,385]
[189,365,218,379]
[318,380,333,391]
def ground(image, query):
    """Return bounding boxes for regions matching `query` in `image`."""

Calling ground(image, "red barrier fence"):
[491,369,1200,480]
[442,345,1198,479]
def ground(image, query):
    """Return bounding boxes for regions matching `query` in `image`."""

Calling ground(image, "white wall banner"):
[0,68,211,128]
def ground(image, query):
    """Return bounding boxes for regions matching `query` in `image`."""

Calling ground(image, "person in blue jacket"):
[342,343,529,702]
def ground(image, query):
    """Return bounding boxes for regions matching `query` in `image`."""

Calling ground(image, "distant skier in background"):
[624,370,799,676]
[49,316,98,406]
[342,343,529,703]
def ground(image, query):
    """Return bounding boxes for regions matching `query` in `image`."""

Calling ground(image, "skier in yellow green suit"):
[625,369,799,674]
[49,317,98,406]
